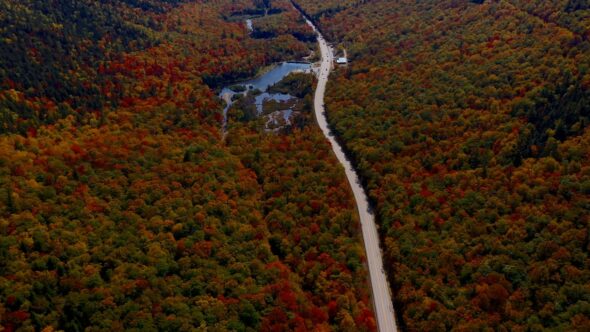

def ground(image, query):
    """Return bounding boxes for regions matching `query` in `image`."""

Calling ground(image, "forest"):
[0,0,376,331]
[3,0,590,330]
[294,0,590,330]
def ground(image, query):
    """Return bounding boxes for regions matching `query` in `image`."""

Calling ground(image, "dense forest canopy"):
[294,0,590,330]
[3,0,590,330]
[0,0,376,331]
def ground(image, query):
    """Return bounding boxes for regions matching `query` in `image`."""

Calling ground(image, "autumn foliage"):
[0,0,375,331]
[296,0,590,330]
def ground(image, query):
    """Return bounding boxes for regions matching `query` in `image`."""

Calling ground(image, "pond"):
[220,61,312,134]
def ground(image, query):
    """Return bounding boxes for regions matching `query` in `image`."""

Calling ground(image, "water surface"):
[220,62,311,133]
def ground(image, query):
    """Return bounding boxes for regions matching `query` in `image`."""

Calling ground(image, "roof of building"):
[336,57,348,63]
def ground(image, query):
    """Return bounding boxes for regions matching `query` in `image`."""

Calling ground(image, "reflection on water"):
[254,92,292,114]
[222,62,311,95]
[220,62,312,133]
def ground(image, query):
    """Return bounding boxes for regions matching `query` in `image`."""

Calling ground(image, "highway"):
[297,10,400,332]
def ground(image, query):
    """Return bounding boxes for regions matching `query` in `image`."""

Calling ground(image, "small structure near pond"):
[336,57,348,65]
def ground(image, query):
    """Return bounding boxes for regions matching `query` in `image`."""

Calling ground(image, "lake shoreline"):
[214,60,313,95]
[219,61,313,138]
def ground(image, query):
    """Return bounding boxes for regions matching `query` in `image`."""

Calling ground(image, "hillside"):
[0,1,375,331]
[295,0,590,330]
[3,0,590,330]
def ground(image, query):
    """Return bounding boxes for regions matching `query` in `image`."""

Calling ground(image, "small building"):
[336,57,348,65]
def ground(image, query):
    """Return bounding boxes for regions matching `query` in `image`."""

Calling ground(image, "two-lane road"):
[298,11,399,332]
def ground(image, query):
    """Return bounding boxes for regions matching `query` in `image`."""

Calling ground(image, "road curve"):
[297,10,399,332]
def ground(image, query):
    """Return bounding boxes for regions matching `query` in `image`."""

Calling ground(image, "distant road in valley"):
[295,5,399,332]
